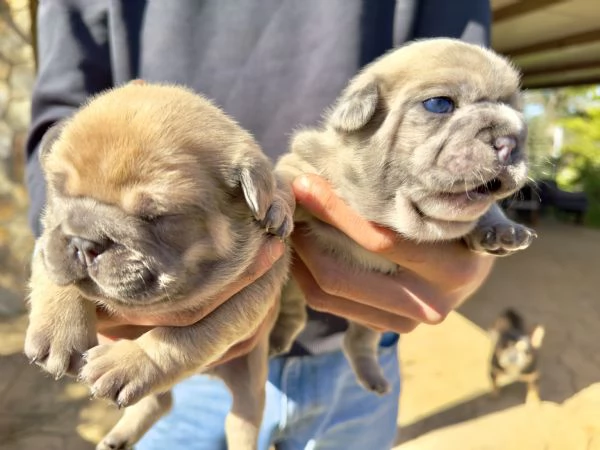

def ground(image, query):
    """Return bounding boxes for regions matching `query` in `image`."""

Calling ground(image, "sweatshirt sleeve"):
[25,0,113,237]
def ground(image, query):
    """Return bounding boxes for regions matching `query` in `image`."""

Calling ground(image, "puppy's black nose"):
[493,135,518,163]
[69,236,108,266]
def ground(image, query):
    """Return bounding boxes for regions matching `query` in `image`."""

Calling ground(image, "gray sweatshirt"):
[25,0,490,355]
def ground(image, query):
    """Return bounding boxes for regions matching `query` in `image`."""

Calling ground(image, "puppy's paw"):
[79,340,163,408]
[465,221,537,256]
[356,365,390,396]
[351,356,391,396]
[24,315,96,380]
[269,331,296,357]
[269,315,306,357]
[260,193,294,239]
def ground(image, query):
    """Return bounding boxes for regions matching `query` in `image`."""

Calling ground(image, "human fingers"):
[292,174,494,287]
[291,228,444,324]
[292,251,430,332]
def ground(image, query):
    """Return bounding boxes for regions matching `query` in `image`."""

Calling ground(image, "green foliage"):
[559,109,600,227]
[525,115,554,180]
[524,85,600,227]
[561,114,600,227]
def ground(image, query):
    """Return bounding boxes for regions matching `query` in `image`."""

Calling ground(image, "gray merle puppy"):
[274,38,537,395]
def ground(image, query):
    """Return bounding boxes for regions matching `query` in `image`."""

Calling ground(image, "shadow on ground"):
[396,383,527,444]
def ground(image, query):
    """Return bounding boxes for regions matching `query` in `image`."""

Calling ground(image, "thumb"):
[292,174,398,254]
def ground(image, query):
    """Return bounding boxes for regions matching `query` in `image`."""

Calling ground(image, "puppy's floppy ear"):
[329,76,380,132]
[530,325,545,349]
[225,145,277,222]
[38,120,66,169]
[128,79,146,86]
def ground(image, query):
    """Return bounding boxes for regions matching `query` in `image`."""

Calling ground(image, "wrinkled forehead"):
[375,43,521,105]
[47,126,212,218]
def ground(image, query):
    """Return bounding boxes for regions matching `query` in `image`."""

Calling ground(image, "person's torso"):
[106,0,396,160]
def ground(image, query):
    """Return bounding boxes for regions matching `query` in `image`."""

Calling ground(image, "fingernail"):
[293,175,311,193]
[424,307,446,325]
[267,239,285,262]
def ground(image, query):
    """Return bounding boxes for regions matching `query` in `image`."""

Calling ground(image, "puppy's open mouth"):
[470,177,503,196]
[414,177,504,223]
[438,177,503,201]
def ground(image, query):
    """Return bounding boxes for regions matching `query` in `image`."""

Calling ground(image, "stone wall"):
[0,0,36,316]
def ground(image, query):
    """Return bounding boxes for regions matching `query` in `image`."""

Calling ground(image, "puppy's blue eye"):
[423,97,455,114]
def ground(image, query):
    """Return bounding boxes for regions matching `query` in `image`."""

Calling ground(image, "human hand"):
[290,174,496,334]
[96,238,285,367]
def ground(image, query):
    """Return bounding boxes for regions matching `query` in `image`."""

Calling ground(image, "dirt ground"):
[396,218,600,446]
[1,218,599,449]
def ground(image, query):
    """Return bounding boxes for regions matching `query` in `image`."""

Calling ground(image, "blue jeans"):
[136,334,401,450]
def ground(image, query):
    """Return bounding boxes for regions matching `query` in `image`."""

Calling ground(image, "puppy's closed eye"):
[139,214,162,223]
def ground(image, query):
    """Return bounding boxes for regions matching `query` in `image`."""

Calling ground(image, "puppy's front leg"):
[464,203,537,256]
[24,245,98,378]
[79,270,281,408]
[524,375,541,404]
